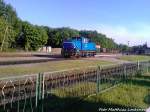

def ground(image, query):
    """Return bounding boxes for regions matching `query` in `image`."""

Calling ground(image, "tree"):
[45,27,79,47]
[20,22,48,51]
[118,44,129,52]
[0,0,21,50]
[0,0,6,17]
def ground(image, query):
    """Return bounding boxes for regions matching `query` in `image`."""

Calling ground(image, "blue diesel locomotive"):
[61,36,96,58]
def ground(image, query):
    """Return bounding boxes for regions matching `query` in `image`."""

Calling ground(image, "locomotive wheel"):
[75,53,80,58]
[63,52,70,58]
[62,49,68,58]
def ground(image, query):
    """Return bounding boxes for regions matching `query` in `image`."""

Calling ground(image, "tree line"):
[0,1,127,52]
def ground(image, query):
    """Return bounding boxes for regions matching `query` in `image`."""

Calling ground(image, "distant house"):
[38,46,51,53]
[96,45,101,53]
[144,48,150,55]
[96,45,101,49]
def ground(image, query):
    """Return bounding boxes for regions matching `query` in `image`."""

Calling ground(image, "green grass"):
[87,84,149,108]
[1,73,150,112]
[49,82,97,97]
[118,55,150,62]
[0,60,113,78]
[48,82,117,98]
[43,75,123,112]
[61,74,150,112]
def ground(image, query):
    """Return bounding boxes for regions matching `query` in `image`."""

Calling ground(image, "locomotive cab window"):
[77,37,81,41]
[72,37,81,41]
[83,38,89,43]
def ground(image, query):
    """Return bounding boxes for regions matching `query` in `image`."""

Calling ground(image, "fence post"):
[42,74,45,99]
[149,61,150,73]
[36,73,44,112]
[36,73,40,108]
[17,80,20,112]
[96,66,101,94]
[147,61,149,74]
[41,73,44,112]
[124,64,127,81]
[39,73,43,100]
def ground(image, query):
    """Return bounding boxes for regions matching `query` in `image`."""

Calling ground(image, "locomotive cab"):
[61,41,77,58]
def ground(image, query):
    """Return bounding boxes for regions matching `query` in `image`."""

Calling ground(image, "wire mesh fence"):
[0,60,149,112]
[0,74,37,112]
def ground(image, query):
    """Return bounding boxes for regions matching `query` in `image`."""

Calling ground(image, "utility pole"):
[128,41,130,46]
[127,41,130,54]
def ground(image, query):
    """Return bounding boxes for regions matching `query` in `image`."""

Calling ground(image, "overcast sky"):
[5,0,150,46]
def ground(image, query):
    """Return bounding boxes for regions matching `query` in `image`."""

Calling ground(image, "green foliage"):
[45,27,79,47]
[45,29,118,48]
[144,94,150,104]
[19,22,48,51]
[0,0,21,50]
[118,44,129,52]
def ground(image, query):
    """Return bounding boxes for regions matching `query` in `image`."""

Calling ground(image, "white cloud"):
[98,24,145,46]
[73,23,150,46]
[102,24,150,46]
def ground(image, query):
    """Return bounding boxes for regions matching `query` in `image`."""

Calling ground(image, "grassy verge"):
[62,74,150,112]
[118,55,150,62]
[49,82,117,98]
[0,60,113,77]
[1,73,149,112]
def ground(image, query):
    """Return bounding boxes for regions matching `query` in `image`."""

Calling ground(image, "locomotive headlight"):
[76,49,80,52]
[73,46,76,51]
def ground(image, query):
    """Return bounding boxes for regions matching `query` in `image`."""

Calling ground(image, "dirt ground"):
[0,53,149,77]
[0,53,126,68]
[0,53,124,62]
[85,54,130,64]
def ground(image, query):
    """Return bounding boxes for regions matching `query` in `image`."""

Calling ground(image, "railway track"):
[0,59,52,66]
[0,54,63,66]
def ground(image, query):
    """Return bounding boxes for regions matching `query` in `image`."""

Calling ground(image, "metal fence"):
[0,60,149,112]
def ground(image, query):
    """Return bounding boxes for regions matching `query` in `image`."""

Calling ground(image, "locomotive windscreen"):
[63,42,74,49]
